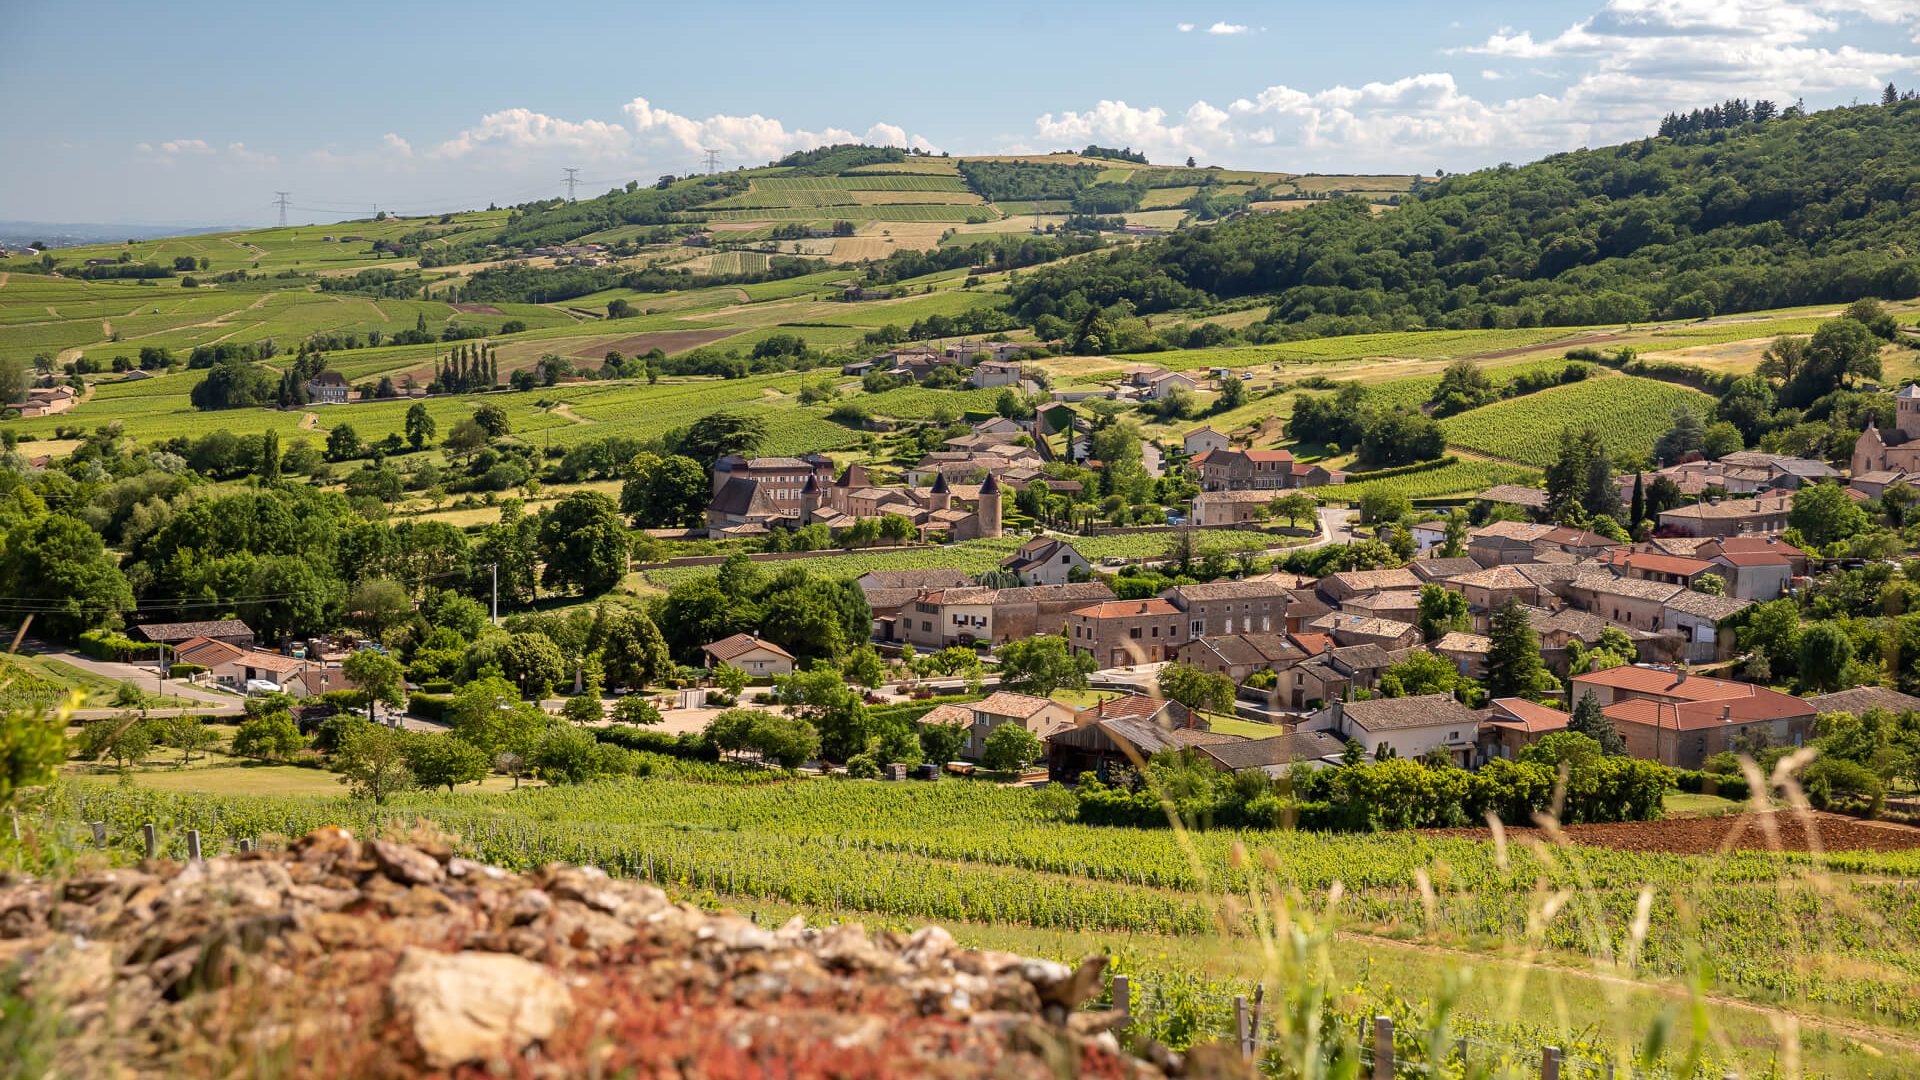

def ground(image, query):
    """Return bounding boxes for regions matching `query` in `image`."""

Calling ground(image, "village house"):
[1309,613,1422,650]
[1316,567,1421,604]
[1144,370,1201,400]
[970,360,1025,389]
[129,619,257,650]
[1194,730,1349,775]
[1044,697,1230,782]
[1480,698,1570,761]
[901,580,1115,649]
[1573,665,1814,769]
[1432,631,1492,678]
[963,691,1077,760]
[999,536,1090,586]
[700,634,796,678]
[1660,590,1752,664]
[1445,565,1545,613]
[1335,589,1421,625]
[176,638,338,696]
[1697,536,1802,600]
[1065,598,1188,667]
[1192,446,1345,492]
[16,385,77,418]
[1183,426,1230,457]
[1189,490,1279,527]
[1558,572,1683,632]
[1604,550,1720,590]
[1466,522,1620,567]
[1475,484,1550,514]
[1173,633,1308,685]
[1409,556,1482,584]
[1410,521,1449,554]
[858,569,973,640]
[1305,694,1484,765]
[1163,578,1298,637]
[1656,494,1792,538]
[1806,686,1920,716]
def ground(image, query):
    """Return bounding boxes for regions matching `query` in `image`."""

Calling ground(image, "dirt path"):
[100,318,113,338]
[551,402,593,424]
[0,271,9,287]
[298,411,320,430]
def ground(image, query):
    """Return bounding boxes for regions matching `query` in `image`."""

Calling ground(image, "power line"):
[703,147,720,175]
[273,191,291,228]
[562,166,581,202]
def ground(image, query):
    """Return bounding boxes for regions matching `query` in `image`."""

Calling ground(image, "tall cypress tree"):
[1568,690,1627,755]
[1629,472,1646,533]
[1485,597,1547,699]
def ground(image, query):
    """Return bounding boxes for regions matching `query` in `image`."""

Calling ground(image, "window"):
[1191,620,1204,635]
[1151,627,1159,638]
[1129,628,1142,640]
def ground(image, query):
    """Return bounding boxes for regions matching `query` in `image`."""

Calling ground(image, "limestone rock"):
[388,946,574,1068]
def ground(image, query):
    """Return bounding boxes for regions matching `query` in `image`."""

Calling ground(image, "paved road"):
[24,641,245,717]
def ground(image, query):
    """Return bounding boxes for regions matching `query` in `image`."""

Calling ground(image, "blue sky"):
[4,0,1918,224]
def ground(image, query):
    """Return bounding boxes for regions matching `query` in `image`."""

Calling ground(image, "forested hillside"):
[1011,100,1920,336]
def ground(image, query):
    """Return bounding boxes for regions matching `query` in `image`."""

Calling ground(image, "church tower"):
[927,472,951,513]
[975,472,1003,539]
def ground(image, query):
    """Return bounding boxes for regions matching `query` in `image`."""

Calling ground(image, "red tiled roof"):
[1071,599,1181,619]
[702,633,795,663]
[1488,697,1571,733]
[1710,549,1793,567]
[1570,666,1755,702]
[1608,551,1714,576]
[1289,632,1332,655]
[971,691,1060,719]
[1605,692,1811,731]
[1709,536,1805,557]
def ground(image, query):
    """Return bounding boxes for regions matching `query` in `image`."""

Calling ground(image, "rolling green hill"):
[1009,100,1920,336]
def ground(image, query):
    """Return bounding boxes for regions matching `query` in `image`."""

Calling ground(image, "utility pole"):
[488,563,499,626]
[273,191,291,228]
[703,147,720,175]
[562,167,581,202]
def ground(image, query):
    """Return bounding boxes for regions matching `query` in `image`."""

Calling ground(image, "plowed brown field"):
[1427,811,1920,855]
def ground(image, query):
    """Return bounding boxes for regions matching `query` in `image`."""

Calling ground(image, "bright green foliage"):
[230,710,308,761]
[333,721,413,803]
[997,636,1095,696]
[982,722,1042,771]
[1156,662,1235,713]
[403,733,490,793]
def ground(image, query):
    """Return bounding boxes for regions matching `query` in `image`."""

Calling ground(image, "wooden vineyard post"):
[1542,1045,1562,1080]
[1371,1016,1393,1080]
[1111,974,1131,1033]
[142,823,157,860]
[186,829,202,862]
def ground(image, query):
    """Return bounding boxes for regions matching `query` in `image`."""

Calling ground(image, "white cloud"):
[1206,21,1249,34]
[621,96,933,163]
[137,138,214,156]
[432,107,632,159]
[382,133,413,158]
[1176,22,1195,32]
[1026,0,1920,172]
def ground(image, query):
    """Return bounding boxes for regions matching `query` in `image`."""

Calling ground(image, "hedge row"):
[77,630,158,663]
[591,723,720,763]
[1077,756,1673,832]
[1341,455,1460,483]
